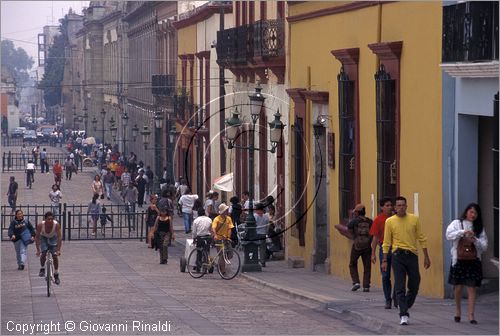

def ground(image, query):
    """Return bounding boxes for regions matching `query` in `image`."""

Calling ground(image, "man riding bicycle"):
[26,160,36,187]
[35,212,62,285]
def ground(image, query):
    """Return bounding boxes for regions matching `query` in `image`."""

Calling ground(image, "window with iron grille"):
[338,67,355,223]
[375,64,397,202]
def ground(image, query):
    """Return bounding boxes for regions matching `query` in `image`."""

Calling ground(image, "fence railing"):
[1,204,147,241]
[2,152,83,172]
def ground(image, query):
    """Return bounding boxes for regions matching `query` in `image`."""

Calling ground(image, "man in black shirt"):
[7,176,18,214]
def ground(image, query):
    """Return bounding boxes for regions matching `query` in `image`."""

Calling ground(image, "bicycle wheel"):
[46,257,51,297]
[187,248,207,279]
[217,247,241,280]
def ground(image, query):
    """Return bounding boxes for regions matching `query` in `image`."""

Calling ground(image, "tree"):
[0,40,34,91]
[38,16,69,107]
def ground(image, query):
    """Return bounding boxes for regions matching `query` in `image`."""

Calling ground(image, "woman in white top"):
[48,184,62,217]
[91,175,104,199]
[445,203,488,324]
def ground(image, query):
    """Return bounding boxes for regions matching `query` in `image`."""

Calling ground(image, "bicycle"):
[26,170,34,189]
[187,237,241,280]
[45,251,55,297]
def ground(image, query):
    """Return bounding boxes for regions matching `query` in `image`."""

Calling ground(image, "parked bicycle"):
[187,237,240,280]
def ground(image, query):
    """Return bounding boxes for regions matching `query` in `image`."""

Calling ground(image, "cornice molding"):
[303,90,329,104]
[173,3,233,30]
[440,61,499,78]
[331,48,360,65]
[287,1,385,23]
[286,88,307,102]
[368,41,403,60]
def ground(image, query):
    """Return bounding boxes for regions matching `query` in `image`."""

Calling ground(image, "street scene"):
[1,0,499,335]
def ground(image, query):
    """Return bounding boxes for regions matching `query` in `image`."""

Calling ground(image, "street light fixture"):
[141,125,151,150]
[82,105,89,135]
[100,108,107,144]
[224,83,285,273]
[132,124,139,139]
[91,116,98,132]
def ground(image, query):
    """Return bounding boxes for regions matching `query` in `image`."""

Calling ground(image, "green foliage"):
[0,40,34,86]
[38,15,69,107]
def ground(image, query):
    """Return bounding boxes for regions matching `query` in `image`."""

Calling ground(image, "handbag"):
[20,228,33,245]
[457,220,477,261]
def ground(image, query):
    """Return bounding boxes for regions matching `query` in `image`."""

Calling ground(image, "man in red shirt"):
[370,197,394,309]
[52,160,63,188]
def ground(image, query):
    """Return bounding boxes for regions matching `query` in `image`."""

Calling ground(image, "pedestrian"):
[205,191,219,220]
[121,167,131,190]
[32,145,39,166]
[192,208,213,272]
[158,189,174,216]
[52,160,63,187]
[382,196,431,326]
[103,169,116,200]
[151,208,174,264]
[178,188,199,234]
[135,171,147,207]
[48,184,62,217]
[370,197,396,309]
[115,162,124,191]
[87,193,101,236]
[211,203,234,275]
[64,156,74,180]
[347,204,373,292]
[229,196,242,244]
[446,203,488,324]
[99,206,113,236]
[145,166,154,195]
[122,183,138,232]
[192,198,203,219]
[91,174,104,200]
[20,143,29,165]
[40,148,48,173]
[7,176,18,214]
[254,203,270,267]
[145,194,159,248]
[8,210,35,270]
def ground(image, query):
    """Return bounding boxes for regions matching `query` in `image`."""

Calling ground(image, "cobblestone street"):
[1,145,366,335]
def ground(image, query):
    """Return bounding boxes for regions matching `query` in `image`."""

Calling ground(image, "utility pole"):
[219,5,226,192]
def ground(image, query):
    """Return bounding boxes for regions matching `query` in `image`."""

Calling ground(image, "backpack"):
[353,217,371,250]
[457,220,477,261]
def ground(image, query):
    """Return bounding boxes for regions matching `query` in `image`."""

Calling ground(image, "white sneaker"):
[400,316,409,325]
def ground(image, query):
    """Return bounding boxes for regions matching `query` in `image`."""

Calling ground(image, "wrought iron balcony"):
[217,25,253,67]
[443,1,499,63]
[253,19,285,61]
[151,74,175,96]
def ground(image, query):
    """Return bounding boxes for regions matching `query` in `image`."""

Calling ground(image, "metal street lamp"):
[141,125,151,150]
[100,108,107,144]
[82,105,89,135]
[121,112,129,155]
[225,83,285,273]
[153,110,164,193]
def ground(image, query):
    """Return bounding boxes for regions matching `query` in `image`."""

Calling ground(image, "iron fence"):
[2,152,83,172]
[1,204,146,241]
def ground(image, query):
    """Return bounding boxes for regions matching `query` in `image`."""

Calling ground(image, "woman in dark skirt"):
[446,203,488,324]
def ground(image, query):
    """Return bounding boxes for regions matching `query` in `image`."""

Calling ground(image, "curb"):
[239,272,404,335]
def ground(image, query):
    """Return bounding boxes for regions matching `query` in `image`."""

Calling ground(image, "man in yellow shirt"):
[211,203,234,274]
[382,196,431,326]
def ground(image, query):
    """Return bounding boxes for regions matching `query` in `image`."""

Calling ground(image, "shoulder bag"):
[457,220,477,261]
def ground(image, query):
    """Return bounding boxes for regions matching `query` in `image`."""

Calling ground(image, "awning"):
[212,172,233,192]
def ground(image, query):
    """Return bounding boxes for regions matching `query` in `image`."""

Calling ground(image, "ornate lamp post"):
[153,110,164,193]
[122,112,129,155]
[168,124,177,184]
[225,84,285,272]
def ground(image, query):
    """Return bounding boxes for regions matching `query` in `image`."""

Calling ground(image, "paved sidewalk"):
[234,260,499,335]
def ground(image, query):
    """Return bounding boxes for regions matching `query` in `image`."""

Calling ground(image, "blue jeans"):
[379,246,394,302]
[126,202,136,231]
[182,212,192,233]
[14,239,27,266]
[105,183,113,199]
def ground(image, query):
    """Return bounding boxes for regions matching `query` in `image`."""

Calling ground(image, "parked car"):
[11,127,26,138]
[23,130,37,143]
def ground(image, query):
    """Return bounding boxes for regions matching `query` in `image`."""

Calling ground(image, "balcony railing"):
[443,1,499,63]
[151,74,175,96]
[217,19,285,67]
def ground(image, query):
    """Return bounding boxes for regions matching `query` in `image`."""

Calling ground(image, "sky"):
[1,1,89,67]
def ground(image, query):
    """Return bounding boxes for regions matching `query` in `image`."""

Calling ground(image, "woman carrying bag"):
[8,210,36,270]
[446,203,488,325]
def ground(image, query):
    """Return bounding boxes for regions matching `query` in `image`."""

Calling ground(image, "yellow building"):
[286,1,443,297]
